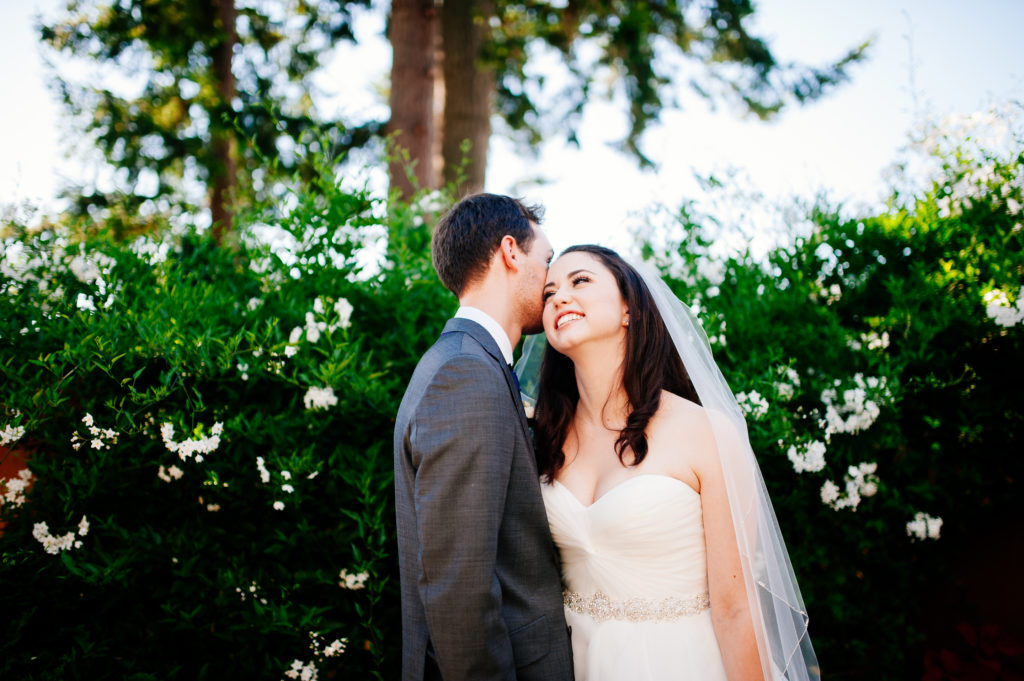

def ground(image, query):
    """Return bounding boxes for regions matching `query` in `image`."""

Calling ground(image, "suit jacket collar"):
[441,318,534,449]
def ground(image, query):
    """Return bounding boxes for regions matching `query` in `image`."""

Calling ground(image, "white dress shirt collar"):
[454,306,515,365]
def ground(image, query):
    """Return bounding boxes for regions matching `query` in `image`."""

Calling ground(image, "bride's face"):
[542,252,629,355]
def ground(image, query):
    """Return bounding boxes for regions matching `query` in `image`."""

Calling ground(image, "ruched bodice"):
[542,475,708,601]
[541,474,728,681]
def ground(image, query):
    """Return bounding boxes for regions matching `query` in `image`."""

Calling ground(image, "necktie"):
[508,363,521,395]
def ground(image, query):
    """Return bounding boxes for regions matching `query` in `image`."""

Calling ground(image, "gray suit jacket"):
[394,318,573,681]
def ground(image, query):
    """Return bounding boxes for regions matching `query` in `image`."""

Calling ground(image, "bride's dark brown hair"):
[533,245,700,481]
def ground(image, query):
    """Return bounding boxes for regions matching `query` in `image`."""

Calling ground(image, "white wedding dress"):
[541,474,729,681]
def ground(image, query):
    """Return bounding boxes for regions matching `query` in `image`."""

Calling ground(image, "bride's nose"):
[549,286,571,305]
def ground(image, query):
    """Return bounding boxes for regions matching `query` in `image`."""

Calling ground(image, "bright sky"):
[2,0,1022,253]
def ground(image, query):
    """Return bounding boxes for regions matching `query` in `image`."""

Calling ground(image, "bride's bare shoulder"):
[653,391,744,459]
[652,391,712,441]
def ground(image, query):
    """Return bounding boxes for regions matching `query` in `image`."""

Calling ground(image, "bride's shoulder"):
[656,390,705,424]
[652,391,712,440]
[653,392,744,458]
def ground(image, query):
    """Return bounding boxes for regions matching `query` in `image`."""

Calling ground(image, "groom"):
[393,193,573,681]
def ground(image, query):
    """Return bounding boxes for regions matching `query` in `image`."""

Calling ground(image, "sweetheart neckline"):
[551,474,699,510]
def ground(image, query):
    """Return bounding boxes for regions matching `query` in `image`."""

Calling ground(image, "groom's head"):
[432,193,545,294]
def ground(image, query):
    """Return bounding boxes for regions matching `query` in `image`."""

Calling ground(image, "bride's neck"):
[572,347,629,430]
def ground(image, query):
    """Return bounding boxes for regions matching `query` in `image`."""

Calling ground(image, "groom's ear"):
[499,235,520,273]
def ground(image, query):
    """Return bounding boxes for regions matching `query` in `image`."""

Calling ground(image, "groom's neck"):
[459,286,521,351]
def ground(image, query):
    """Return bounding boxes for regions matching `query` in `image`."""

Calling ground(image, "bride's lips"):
[555,310,584,329]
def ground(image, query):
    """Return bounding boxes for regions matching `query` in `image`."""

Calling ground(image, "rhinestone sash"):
[563,590,711,623]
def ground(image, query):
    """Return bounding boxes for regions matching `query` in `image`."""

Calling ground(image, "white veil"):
[516,258,819,681]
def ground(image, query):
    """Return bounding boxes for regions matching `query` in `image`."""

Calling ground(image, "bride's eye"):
[571,275,590,286]
[542,290,554,302]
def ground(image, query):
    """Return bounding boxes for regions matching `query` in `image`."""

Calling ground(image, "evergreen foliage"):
[2,108,1022,679]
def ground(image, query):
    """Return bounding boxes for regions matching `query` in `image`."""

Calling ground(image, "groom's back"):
[392,320,573,681]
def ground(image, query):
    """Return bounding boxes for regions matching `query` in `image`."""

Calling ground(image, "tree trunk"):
[209,0,238,243]
[388,0,439,198]
[441,0,495,196]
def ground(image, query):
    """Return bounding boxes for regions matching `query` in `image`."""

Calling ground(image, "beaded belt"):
[563,590,710,623]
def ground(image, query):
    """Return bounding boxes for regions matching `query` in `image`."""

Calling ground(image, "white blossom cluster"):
[983,287,1024,328]
[735,390,769,420]
[848,330,890,351]
[236,580,268,605]
[1,468,34,507]
[160,421,224,462]
[775,366,801,401]
[304,386,338,411]
[338,568,369,590]
[256,456,272,484]
[787,440,827,473]
[283,659,318,681]
[1,236,84,314]
[32,515,90,555]
[906,511,943,541]
[308,631,348,659]
[71,413,119,451]
[128,235,171,266]
[285,297,355,357]
[68,246,119,311]
[820,462,879,511]
[821,375,891,436]
[157,465,184,483]
[1,423,26,446]
[818,283,843,305]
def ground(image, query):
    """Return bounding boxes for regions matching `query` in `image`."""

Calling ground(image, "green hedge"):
[2,108,1022,679]
[1,169,455,679]
[638,107,1024,678]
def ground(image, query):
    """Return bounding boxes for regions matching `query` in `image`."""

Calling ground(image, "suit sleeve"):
[409,354,518,680]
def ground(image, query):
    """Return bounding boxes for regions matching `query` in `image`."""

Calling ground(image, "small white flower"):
[906,511,943,541]
[281,471,292,480]
[0,423,26,446]
[334,298,354,329]
[77,516,90,536]
[256,457,271,484]
[787,440,827,473]
[273,501,285,511]
[338,568,368,590]
[303,386,338,411]
[323,638,347,657]
[282,484,294,494]
[1,468,34,507]
[32,520,80,554]
[161,421,224,462]
[820,461,880,511]
[247,297,263,311]
[735,391,769,420]
[820,480,840,505]
[983,286,1024,328]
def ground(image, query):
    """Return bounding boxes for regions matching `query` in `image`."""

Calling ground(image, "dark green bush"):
[2,106,1021,680]
[638,105,1024,678]
[1,166,455,679]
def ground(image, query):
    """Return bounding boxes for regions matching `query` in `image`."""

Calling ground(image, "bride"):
[520,245,818,681]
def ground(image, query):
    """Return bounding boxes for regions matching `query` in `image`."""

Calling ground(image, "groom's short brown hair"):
[432,193,544,297]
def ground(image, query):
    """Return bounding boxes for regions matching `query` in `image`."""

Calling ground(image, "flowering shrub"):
[638,104,1023,678]
[2,105,1020,679]
[0,170,455,679]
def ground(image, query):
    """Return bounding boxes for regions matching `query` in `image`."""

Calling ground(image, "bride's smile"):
[542,253,630,352]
